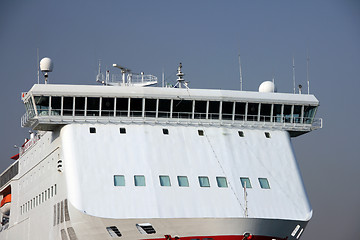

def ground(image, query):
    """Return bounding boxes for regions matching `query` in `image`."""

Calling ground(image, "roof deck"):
[21,84,322,136]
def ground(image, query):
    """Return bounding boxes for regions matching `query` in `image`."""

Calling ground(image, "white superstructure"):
[0,62,321,240]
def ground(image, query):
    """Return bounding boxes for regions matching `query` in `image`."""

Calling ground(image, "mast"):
[292,56,296,94]
[239,54,243,91]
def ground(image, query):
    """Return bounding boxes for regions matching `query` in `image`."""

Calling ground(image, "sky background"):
[0,0,359,239]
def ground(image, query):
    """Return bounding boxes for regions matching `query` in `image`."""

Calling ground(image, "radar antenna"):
[39,57,53,84]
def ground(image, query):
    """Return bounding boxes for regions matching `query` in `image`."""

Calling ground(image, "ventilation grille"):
[136,223,156,234]
[106,226,122,237]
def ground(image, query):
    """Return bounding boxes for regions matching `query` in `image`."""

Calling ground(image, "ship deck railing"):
[22,109,322,133]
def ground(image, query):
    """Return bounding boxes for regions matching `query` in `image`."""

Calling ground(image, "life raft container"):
[0,194,11,216]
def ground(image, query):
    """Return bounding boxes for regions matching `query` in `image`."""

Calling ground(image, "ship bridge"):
[21,84,321,137]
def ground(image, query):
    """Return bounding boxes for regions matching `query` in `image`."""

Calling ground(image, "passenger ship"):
[0,58,321,240]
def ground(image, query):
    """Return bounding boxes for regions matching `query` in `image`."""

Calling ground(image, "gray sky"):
[1,0,359,239]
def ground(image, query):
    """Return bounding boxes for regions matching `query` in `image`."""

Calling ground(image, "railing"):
[109,73,158,85]
[22,107,322,132]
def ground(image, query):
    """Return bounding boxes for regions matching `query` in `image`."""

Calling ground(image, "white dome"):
[40,57,53,72]
[259,81,277,93]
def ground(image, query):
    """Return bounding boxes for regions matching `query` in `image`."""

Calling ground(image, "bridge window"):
[216,177,228,188]
[102,98,114,116]
[260,103,272,122]
[63,97,74,116]
[208,101,220,119]
[130,98,143,117]
[158,99,171,118]
[177,176,189,187]
[272,104,282,122]
[258,178,270,189]
[51,96,61,116]
[87,97,100,116]
[235,102,246,120]
[304,105,317,123]
[134,175,146,186]
[173,99,192,119]
[293,105,302,123]
[283,105,292,123]
[74,97,85,116]
[34,96,49,116]
[198,176,210,187]
[194,100,207,119]
[159,175,171,186]
[247,103,259,121]
[114,175,125,186]
[116,98,128,117]
[145,99,157,118]
[222,101,234,120]
[240,177,252,189]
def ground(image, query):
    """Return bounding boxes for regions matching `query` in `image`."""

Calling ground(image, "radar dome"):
[259,81,277,93]
[40,57,53,72]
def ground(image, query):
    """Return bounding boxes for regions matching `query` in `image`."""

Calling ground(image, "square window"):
[198,130,204,136]
[134,175,146,186]
[120,128,126,134]
[114,175,125,186]
[238,131,244,137]
[177,176,189,187]
[265,132,271,138]
[258,178,270,189]
[216,177,228,188]
[240,177,252,189]
[90,127,96,133]
[163,128,169,135]
[198,176,210,187]
[159,175,171,186]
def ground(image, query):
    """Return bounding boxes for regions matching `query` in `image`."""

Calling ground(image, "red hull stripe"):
[143,235,288,240]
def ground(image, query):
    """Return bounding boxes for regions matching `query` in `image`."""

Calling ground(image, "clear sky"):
[1,0,359,239]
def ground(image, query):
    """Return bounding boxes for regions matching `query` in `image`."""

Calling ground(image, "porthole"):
[89,127,96,133]
[119,128,126,134]
[163,128,169,135]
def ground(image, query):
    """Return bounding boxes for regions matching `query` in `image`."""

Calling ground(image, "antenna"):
[307,50,310,94]
[40,57,53,84]
[292,56,296,94]
[238,54,243,91]
[162,67,165,88]
[37,48,39,84]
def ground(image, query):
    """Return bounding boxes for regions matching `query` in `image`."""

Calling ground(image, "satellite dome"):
[40,57,53,72]
[259,81,277,93]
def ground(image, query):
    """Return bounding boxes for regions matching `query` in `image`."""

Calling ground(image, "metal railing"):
[22,107,322,132]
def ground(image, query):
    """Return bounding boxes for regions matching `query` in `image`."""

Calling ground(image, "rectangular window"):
[51,96,61,116]
[114,175,125,186]
[130,98,143,117]
[102,97,114,116]
[159,175,171,186]
[34,96,50,116]
[173,99,192,119]
[158,99,171,118]
[134,175,146,186]
[293,105,302,123]
[260,103,272,122]
[177,176,189,187]
[221,101,233,120]
[208,101,220,119]
[216,177,228,188]
[283,105,292,123]
[119,128,126,134]
[235,102,246,120]
[247,103,259,121]
[194,100,207,119]
[75,97,85,116]
[116,98,129,117]
[145,99,157,117]
[272,104,282,122]
[87,97,100,116]
[198,176,210,187]
[240,177,252,188]
[258,178,270,189]
[63,97,74,116]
